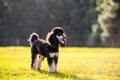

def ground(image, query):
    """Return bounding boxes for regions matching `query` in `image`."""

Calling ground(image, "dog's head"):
[46,27,66,47]
[52,27,66,47]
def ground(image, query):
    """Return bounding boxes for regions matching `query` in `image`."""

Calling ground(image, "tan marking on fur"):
[33,54,44,70]
[38,54,44,68]
[49,52,59,58]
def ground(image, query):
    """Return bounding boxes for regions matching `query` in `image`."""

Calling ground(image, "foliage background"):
[0,0,120,47]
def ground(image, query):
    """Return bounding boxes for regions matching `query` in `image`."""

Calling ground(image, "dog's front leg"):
[47,56,58,72]
[54,56,58,72]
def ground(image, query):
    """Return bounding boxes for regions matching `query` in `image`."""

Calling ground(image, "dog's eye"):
[57,34,61,36]
[57,33,63,36]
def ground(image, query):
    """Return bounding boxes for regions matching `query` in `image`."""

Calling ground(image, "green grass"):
[0,47,120,80]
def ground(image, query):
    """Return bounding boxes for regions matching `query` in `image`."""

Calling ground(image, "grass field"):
[0,47,120,80]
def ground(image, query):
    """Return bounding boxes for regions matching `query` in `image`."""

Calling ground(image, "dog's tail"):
[28,32,39,46]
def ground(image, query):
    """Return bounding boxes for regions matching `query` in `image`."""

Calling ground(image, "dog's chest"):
[49,52,59,58]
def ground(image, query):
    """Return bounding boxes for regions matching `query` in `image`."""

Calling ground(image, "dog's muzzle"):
[56,35,66,47]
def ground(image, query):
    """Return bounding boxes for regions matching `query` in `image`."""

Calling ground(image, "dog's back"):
[32,39,50,57]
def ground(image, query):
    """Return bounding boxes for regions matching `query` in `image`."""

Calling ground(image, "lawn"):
[0,47,120,80]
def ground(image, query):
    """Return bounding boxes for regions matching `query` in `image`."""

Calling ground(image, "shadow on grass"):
[38,70,91,80]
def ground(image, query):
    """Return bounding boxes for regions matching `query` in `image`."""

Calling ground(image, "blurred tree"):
[62,0,97,46]
[0,0,98,46]
[0,0,8,20]
[0,0,10,45]
[97,0,120,47]
[88,23,103,47]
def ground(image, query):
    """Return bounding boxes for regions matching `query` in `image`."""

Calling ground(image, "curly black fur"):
[28,27,66,72]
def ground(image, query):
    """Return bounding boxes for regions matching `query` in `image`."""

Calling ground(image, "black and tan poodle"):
[28,27,66,72]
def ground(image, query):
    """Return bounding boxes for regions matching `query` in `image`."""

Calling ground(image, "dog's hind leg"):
[31,52,36,69]
[31,45,37,69]
[38,54,44,70]
[33,54,40,70]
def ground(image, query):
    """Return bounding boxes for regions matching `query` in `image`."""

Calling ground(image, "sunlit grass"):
[0,47,120,80]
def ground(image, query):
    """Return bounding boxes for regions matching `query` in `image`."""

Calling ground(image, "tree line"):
[0,0,120,47]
